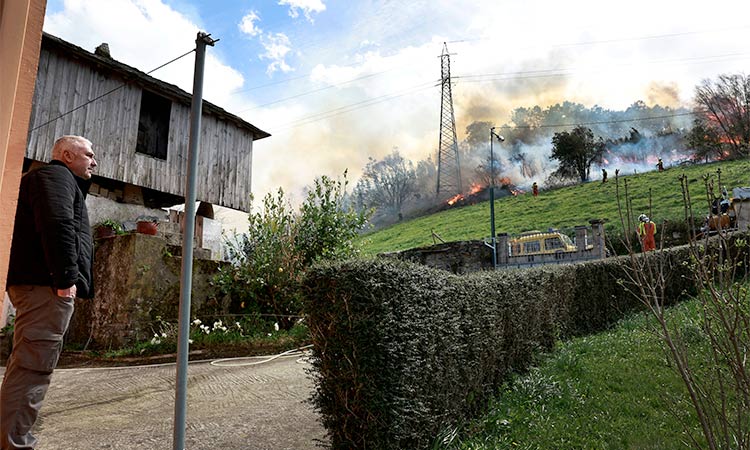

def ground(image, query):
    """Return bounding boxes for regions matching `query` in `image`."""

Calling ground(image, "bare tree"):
[615,169,750,450]
[354,148,417,219]
[687,118,724,163]
[694,74,750,159]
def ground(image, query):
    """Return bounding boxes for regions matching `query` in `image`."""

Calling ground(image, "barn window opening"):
[136,90,171,160]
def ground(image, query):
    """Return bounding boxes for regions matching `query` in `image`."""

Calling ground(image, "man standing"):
[1,135,97,449]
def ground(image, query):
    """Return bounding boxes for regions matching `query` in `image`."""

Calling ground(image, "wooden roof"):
[42,32,270,141]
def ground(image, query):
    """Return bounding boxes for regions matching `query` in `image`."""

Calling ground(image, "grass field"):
[443,299,709,449]
[349,160,750,448]
[358,159,750,256]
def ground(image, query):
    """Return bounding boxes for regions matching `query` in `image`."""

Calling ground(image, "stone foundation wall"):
[385,221,606,274]
[68,233,228,349]
[384,241,493,274]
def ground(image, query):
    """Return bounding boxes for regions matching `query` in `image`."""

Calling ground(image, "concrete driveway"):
[1,354,327,450]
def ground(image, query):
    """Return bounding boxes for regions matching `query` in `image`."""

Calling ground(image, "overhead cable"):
[30,48,196,133]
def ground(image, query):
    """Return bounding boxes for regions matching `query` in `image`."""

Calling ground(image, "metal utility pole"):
[436,42,462,198]
[173,31,216,450]
[488,127,504,268]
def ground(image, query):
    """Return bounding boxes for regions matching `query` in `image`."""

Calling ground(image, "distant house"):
[25,32,269,216]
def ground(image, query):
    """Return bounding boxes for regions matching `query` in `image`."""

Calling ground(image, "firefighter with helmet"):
[638,214,657,252]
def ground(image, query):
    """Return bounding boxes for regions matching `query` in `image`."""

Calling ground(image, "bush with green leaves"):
[303,246,698,449]
[296,172,370,264]
[216,173,370,329]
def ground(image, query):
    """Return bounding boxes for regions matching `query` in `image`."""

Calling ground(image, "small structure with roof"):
[24,33,270,258]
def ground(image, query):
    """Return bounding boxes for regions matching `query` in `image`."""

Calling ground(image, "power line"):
[495,111,695,131]
[262,48,744,132]
[268,83,696,134]
[447,24,750,49]
[242,25,750,94]
[230,10,440,94]
[454,52,750,84]
[235,66,401,112]
[30,48,196,133]
[267,81,436,133]
[242,48,749,120]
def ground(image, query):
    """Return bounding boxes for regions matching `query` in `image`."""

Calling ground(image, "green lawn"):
[358,159,750,255]
[445,300,708,449]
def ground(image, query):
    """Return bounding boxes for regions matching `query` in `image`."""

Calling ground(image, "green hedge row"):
[303,245,698,449]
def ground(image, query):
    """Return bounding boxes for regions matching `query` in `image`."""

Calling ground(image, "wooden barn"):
[25,32,269,214]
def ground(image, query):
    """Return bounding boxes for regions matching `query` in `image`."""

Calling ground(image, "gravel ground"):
[0,353,327,450]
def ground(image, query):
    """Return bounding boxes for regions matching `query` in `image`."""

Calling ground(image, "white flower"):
[274,322,280,332]
[188,339,193,344]
[235,322,242,329]
[267,333,272,337]
[192,319,201,326]
[161,332,168,338]
[150,337,161,345]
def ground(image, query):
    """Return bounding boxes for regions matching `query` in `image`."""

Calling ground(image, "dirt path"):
[1,354,327,449]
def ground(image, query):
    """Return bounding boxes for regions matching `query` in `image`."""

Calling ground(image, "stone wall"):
[385,220,607,274]
[69,233,229,349]
[384,241,493,274]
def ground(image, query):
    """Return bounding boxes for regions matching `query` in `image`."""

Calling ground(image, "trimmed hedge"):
[303,245,698,449]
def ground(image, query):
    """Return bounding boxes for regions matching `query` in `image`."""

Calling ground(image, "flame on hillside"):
[446,193,463,205]
[497,176,525,196]
[446,183,483,205]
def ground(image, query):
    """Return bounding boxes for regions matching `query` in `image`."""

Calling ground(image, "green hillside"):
[358,159,750,255]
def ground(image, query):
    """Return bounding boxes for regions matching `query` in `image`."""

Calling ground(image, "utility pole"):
[488,127,504,268]
[173,31,216,450]
[436,42,461,198]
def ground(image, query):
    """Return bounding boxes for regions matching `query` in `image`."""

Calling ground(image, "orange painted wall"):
[0,0,47,293]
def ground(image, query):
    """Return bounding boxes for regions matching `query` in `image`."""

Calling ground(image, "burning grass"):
[357,158,750,255]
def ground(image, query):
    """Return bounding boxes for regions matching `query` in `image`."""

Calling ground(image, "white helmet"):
[638,214,648,222]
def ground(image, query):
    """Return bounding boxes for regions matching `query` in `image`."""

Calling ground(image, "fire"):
[447,193,464,205]
[446,183,483,206]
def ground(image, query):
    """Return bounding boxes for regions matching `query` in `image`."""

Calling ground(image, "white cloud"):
[237,10,293,75]
[238,11,262,37]
[260,32,293,75]
[279,0,326,23]
[44,0,244,106]
[41,0,750,210]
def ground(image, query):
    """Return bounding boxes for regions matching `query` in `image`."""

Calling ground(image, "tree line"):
[352,73,750,227]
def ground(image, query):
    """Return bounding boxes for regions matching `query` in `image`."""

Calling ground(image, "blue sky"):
[42,1,750,208]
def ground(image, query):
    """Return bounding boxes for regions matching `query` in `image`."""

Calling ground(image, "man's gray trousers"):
[0,285,74,449]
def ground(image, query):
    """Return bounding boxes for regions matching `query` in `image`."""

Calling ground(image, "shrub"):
[216,173,370,330]
[304,245,698,449]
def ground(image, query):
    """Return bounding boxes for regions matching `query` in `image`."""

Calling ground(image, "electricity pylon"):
[436,42,462,198]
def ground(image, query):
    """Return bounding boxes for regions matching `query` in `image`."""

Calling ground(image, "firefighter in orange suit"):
[637,214,657,252]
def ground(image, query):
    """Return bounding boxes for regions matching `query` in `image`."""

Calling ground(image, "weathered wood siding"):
[26,46,254,211]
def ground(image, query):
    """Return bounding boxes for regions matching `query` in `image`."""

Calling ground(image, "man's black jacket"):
[7,160,94,298]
